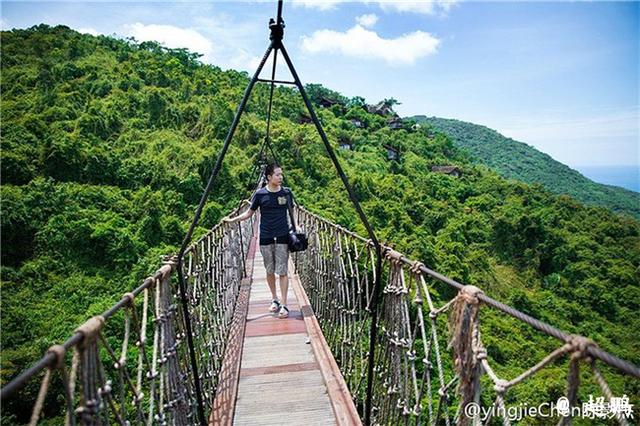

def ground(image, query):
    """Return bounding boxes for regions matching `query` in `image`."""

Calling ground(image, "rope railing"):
[1,202,255,425]
[4,201,638,425]
[292,205,639,425]
[181,202,255,415]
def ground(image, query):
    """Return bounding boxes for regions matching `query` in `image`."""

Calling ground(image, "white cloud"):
[293,0,456,15]
[301,24,439,65]
[188,13,267,70]
[292,0,345,11]
[379,1,456,15]
[122,23,214,62]
[230,49,259,71]
[246,50,294,82]
[356,13,378,28]
[78,27,99,36]
[239,50,273,76]
[0,18,9,30]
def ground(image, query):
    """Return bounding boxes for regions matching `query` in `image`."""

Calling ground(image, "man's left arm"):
[286,189,302,233]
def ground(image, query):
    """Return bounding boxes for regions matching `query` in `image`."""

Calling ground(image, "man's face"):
[268,167,283,185]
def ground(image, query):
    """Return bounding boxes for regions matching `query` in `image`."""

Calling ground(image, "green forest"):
[411,116,640,219]
[1,25,639,423]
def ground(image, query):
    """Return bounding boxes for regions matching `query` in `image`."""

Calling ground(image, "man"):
[223,164,295,318]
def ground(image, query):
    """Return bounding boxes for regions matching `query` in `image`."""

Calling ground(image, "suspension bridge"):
[2,1,639,424]
[2,202,639,425]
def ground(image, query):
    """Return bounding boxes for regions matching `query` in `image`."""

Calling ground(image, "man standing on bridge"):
[223,164,296,319]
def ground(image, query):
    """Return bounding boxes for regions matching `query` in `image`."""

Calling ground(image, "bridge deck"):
[232,249,355,425]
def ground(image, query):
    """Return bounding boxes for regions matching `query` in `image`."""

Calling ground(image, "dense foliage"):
[1,26,638,423]
[411,116,640,219]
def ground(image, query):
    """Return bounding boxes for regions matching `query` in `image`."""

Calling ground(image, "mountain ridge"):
[409,115,640,219]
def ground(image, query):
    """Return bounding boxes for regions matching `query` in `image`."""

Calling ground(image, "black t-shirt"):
[250,186,293,242]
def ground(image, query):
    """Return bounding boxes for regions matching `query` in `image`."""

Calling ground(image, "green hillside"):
[1,26,639,423]
[411,116,640,219]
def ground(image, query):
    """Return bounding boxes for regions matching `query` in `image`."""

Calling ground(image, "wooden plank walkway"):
[233,249,360,426]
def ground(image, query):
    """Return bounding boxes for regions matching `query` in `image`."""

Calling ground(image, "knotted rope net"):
[292,205,638,426]
[5,203,638,425]
[9,203,255,425]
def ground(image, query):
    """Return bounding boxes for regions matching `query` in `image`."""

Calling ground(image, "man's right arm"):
[223,195,259,224]
[223,207,255,224]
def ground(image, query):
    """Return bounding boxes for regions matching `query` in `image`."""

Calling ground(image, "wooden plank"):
[241,336,316,368]
[288,259,363,426]
[235,371,334,423]
[240,361,318,377]
[236,369,326,388]
[233,250,337,426]
[209,223,259,426]
[235,414,335,426]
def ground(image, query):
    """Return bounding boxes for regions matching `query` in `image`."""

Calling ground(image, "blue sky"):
[2,1,638,169]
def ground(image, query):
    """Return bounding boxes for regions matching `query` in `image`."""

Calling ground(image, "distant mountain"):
[410,116,640,219]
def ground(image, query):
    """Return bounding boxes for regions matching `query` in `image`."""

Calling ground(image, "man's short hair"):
[265,163,281,178]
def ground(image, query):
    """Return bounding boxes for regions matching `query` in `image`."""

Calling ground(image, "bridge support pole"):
[175,43,275,426]
[278,43,383,426]
[178,3,383,424]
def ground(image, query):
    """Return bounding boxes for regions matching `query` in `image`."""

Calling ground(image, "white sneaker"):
[269,300,280,313]
[278,305,289,319]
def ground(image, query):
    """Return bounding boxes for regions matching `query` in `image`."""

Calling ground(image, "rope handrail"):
[184,200,252,257]
[2,202,255,425]
[292,204,638,425]
[295,205,639,377]
[1,269,164,399]
[3,202,638,425]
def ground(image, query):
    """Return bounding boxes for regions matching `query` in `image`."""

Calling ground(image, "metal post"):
[175,42,275,426]
[278,43,383,426]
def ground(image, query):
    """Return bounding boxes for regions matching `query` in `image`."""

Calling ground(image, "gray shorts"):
[260,243,289,276]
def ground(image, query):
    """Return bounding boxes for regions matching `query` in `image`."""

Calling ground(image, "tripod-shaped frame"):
[175,2,383,424]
